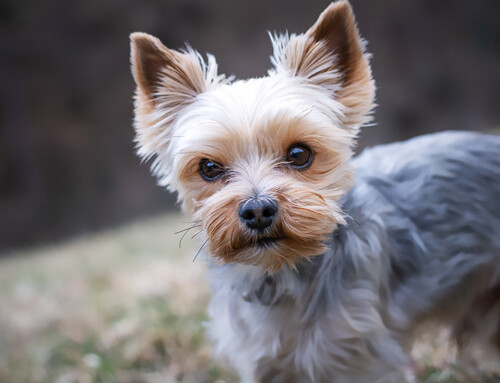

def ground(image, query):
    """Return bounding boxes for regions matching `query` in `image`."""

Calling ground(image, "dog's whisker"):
[191,229,204,239]
[174,224,201,235]
[181,220,202,224]
[193,238,209,262]
[178,228,191,248]
[175,224,202,248]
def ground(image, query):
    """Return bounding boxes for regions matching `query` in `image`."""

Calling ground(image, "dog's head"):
[130,1,374,271]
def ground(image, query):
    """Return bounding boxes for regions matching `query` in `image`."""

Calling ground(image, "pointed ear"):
[130,32,227,185]
[130,32,212,107]
[131,32,172,101]
[271,1,375,133]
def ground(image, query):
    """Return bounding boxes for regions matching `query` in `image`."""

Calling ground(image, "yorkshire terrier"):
[130,1,500,382]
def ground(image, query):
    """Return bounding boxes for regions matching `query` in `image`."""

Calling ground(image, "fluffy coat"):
[129,1,500,381]
[207,131,500,382]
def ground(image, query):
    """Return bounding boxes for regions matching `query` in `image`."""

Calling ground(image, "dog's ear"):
[130,33,226,185]
[130,32,213,107]
[271,1,375,133]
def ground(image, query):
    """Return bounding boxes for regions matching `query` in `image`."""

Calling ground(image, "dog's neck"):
[205,174,413,333]
[206,183,386,312]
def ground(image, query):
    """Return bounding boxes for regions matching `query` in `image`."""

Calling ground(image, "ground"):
[0,214,498,383]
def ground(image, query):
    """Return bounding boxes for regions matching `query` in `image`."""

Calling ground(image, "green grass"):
[0,214,498,382]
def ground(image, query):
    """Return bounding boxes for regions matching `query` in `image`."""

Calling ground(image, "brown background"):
[1,0,499,253]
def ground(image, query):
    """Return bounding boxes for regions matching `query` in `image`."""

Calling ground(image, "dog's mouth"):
[255,237,285,247]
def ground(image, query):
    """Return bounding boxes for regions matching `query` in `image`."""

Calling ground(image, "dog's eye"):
[286,144,312,169]
[199,159,225,181]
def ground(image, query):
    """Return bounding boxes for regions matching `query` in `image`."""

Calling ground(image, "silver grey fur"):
[207,131,500,382]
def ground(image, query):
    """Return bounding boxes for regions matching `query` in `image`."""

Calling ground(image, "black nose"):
[239,198,278,231]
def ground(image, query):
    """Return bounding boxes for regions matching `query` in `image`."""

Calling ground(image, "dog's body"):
[130,1,500,381]
[208,131,500,382]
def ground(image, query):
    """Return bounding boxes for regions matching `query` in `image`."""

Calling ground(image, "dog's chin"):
[255,237,285,248]
[208,234,329,272]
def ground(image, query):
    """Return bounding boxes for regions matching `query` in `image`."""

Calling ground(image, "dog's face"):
[130,1,374,271]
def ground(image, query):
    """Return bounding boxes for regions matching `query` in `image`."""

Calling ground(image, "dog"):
[129,1,500,382]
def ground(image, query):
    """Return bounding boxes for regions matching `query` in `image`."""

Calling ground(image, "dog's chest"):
[205,264,371,381]
[206,266,310,375]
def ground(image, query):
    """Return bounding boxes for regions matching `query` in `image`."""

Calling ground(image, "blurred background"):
[1,0,499,253]
[1,1,500,382]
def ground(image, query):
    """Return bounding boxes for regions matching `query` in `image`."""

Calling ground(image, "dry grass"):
[0,215,237,383]
[0,213,498,383]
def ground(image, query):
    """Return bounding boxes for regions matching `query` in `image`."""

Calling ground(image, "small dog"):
[130,2,500,382]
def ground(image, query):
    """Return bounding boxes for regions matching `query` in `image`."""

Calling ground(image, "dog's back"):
[348,130,500,350]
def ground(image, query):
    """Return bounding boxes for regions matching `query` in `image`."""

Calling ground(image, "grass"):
[0,215,237,383]
[0,213,498,383]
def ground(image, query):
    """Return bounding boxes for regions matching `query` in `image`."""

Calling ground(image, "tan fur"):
[271,1,375,133]
[175,110,353,271]
[130,1,373,272]
[130,32,229,179]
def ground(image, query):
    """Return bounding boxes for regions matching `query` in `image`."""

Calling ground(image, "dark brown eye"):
[286,144,312,169]
[199,159,225,181]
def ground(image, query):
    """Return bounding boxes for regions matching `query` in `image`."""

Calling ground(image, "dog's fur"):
[130,2,500,382]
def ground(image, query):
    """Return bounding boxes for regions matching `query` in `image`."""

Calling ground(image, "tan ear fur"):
[271,1,375,133]
[130,32,227,178]
[131,32,172,102]
[130,32,216,107]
